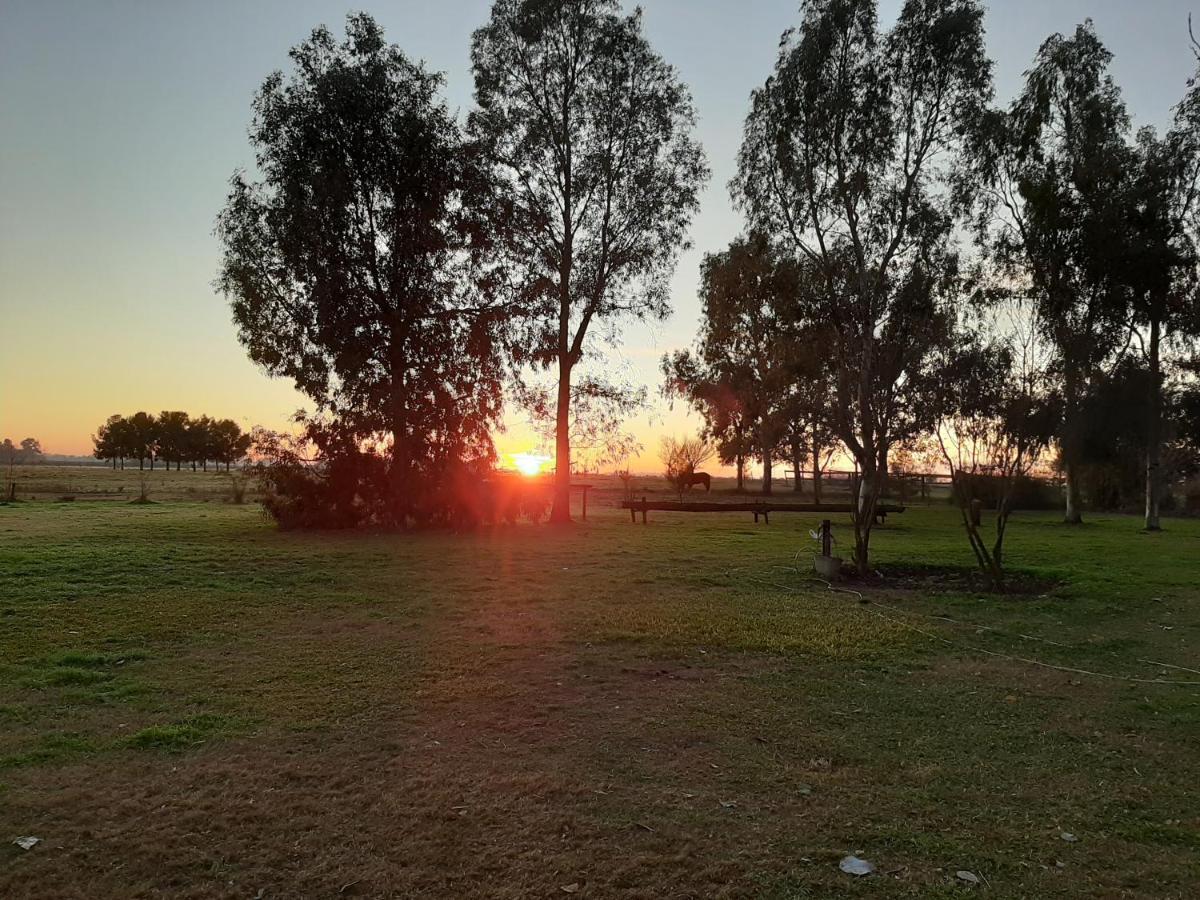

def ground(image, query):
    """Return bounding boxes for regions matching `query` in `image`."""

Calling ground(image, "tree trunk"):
[139,458,144,471]
[1062,368,1084,525]
[760,425,773,496]
[1145,314,1163,531]
[388,339,411,527]
[791,436,804,495]
[549,358,573,524]
[811,427,823,505]
[735,454,745,492]
[1063,461,1083,525]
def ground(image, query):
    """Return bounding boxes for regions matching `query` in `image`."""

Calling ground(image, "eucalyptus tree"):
[698,234,799,494]
[964,22,1135,524]
[1123,81,1200,529]
[470,0,708,522]
[218,14,507,525]
[734,0,992,572]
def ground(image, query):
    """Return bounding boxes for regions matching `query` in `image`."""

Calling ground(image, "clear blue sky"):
[1,0,1196,464]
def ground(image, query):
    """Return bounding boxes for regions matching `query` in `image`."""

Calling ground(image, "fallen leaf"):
[13,836,40,851]
[1060,832,1079,843]
[561,884,580,894]
[956,870,980,885]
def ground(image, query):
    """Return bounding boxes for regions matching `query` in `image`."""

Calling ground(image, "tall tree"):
[218,14,507,525]
[470,0,708,522]
[693,234,797,495]
[965,22,1134,524]
[735,0,991,572]
[1124,81,1200,528]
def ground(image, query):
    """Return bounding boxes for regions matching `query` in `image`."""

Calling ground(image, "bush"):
[950,473,1062,511]
[251,426,549,530]
[1183,477,1200,516]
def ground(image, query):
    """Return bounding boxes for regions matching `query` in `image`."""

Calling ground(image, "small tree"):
[659,435,715,500]
[662,352,752,491]
[934,332,1056,588]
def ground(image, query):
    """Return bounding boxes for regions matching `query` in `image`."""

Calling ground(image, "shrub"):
[251,425,547,530]
[228,473,248,504]
[948,473,1062,511]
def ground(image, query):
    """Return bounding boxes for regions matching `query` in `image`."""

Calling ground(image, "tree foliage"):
[470,0,707,521]
[217,14,507,527]
[932,322,1057,586]
[964,22,1135,524]
[734,0,991,571]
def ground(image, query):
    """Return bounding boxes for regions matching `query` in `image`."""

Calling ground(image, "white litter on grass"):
[956,870,980,885]
[839,855,875,876]
[1060,831,1079,843]
[13,836,40,851]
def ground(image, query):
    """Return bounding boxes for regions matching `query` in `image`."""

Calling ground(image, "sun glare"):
[510,452,551,477]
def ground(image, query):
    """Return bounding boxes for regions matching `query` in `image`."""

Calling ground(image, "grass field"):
[1,469,1198,898]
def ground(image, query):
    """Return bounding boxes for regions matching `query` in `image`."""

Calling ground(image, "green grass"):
[0,493,1198,897]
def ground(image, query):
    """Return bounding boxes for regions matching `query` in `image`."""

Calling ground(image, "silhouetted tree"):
[2,437,43,466]
[516,370,645,474]
[659,434,715,500]
[470,0,708,522]
[218,14,507,526]
[1122,74,1200,528]
[155,411,190,471]
[965,22,1134,525]
[211,419,252,471]
[932,331,1056,588]
[123,411,156,469]
[735,0,991,572]
[694,234,797,495]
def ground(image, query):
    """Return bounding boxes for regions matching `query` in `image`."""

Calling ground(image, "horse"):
[683,471,712,492]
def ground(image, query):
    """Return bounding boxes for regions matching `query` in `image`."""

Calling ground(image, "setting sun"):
[510,452,551,477]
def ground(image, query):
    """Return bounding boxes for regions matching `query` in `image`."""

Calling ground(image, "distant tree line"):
[2,438,44,466]
[92,412,252,472]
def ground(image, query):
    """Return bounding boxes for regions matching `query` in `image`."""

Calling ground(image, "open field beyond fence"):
[1,469,1198,898]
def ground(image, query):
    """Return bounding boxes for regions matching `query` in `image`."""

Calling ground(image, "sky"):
[1,0,1197,471]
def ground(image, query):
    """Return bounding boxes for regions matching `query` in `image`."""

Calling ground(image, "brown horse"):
[683,471,712,492]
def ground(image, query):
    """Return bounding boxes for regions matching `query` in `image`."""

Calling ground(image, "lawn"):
[1,483,1198,898]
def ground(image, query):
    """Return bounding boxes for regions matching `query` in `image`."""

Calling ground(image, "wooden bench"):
[620,498,905,525]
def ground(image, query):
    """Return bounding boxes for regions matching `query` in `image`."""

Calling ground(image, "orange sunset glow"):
[508,452,552,477]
